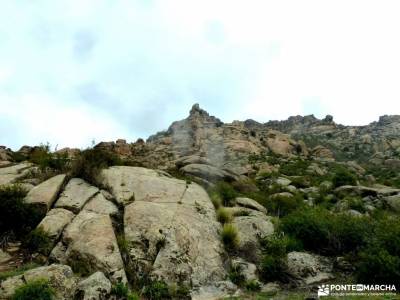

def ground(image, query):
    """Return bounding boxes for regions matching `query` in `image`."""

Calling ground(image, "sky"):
[1,1,400,150]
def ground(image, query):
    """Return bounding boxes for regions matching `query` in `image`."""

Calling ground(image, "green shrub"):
[228,264,245,286]
[210,182,237,207]
[127,292,140,300]
[356,215,400,284]
[29,144,69,173]
[259,255,287,282]
[142,280,171,300]
[12,279,54,300]
[22,228,52,255]
[284,235,304,252]
[245,279,261,292]
[111,282,129,298]
[281,207,371,255]
[330,165,357,187]
[266,193,303,217]
[216,208,232,224]
[346,197,365,213]
[261,234,303,257]
[168,283,190,299]
[279,158,310,176]
[11,152,27,163]
[258,233,302,283]
[209,192,222,209]
[356,247,400,284]
[70,148,122,184]
[221,224,239,250]
[0,185,43,237]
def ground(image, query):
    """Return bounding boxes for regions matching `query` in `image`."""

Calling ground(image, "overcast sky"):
[1,1,400,150]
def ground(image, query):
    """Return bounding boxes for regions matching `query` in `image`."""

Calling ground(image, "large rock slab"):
[0,162,32,185]
[180,163,238,182]
[37,208,75,241]
[235,197,267,214]
[335,185,400,197]
[83,192,119,216]
[100,166,187,205]
[287,251,334,285]
[191,281,238,300]
[75,271,112,300]
[384,194,400,212]
[24,174,66,213]
[121,167,225,287]
[0,264,77,300]
[57,210,126,283]
[0,249,11,265]
[55,178,99,213]
[233,215,274,261]
[175,155,212,168]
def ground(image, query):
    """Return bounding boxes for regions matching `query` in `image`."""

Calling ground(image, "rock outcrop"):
[101,166,226,287]
[0,163,32,186]
[54,178,99,213]
[0,264,77,299]
[24,174,67,213]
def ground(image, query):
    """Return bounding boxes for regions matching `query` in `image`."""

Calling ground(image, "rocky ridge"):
[1,104,400,299]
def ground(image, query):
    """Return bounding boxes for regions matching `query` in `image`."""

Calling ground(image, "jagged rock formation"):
[1,104,400,299]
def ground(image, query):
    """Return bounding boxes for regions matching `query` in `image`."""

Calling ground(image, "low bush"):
[168,283,190,299]
[142,280,171,300]
[356,247,400,285]
[127,292,140,300]
[346,197,365,213]
[245,279,261,292]
[356,215,400,284]
[261,234,303,257]
[330,165,357,187]
[209,192,222,209]
[259,255,287,282]
[70,148,122,184]
[111,282,129,298]
[221,224,239,250]
[29,144,69,173]
[258,234,298,283]
[279,158,310,176]
[0,185,43,238]
[228,264,245,286]
[209,182,237,207]
[22,228,52,255]
[280,207,371,255]
[12,279,54,300]
[216,207,232,224]
[265,193,304,217]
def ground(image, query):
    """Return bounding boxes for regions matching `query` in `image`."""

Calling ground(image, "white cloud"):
[1,0,400,149]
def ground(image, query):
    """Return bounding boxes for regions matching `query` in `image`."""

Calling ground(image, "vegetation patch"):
[0,263,39,282]
[208,182,237,207]
[70,147,123,184]
[228,264,245,286]
[0,185,43,239]
[216,207,233,224]
[11,279,54,300]
[22,228,52,255]
[221,223,239,251]
[280,207,371,255]
[142,280,171,300]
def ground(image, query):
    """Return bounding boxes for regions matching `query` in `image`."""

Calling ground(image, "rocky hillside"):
[0,105,399,299]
